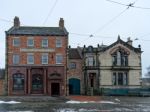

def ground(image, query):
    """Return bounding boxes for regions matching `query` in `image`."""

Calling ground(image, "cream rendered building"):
[99,36,142,90]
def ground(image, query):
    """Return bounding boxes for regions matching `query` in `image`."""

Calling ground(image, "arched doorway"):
[69,78,80,95]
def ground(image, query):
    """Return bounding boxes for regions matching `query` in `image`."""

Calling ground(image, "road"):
[0,96,149,112]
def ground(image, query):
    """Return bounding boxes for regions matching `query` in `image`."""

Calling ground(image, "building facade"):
[5,17,68,96]
[67,47,83,95]
[68,36,142,95]
[99,37,142,92]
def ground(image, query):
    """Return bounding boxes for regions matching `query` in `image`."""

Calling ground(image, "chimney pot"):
[127,37,133,46]
[59,18,64,28]
[14,16,20,27]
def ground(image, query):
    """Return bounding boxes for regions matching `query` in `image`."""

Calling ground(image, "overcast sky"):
[1,0,150,77]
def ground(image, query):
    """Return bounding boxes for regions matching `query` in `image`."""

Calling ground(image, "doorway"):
[51,83,60,96]
[69,78,80,95]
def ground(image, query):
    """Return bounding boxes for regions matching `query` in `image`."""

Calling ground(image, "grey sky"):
[1,0,150,76]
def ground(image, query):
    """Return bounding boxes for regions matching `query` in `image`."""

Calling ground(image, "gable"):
[101,38,141,54]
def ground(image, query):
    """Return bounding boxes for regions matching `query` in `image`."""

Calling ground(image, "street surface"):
[0,96,149,112]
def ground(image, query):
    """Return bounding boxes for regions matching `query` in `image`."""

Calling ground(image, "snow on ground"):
[0,100,21,104]
[115,98,120,102]
[55,108,100,112]
[66,100,118,104]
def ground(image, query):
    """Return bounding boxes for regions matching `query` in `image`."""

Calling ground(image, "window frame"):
[112,72,128,86]
[13,73,24,91]
[112,50,128,66]
[42,39,48,48]
[69,62,76,69]
[27,38,34,47]
[13,54,20,64]
[27,54,34,64]
[13,38,20,47]
[56,39,62,48]
[56,54,63,64]
[41,53,48,64]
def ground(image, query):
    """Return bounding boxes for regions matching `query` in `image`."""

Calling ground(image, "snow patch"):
[66,100,118,104]
[115,98,120,102]
[0,100,21,104]
[99,101,118,104]
[66,100,88,104]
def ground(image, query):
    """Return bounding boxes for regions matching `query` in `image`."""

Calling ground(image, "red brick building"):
[67,47,83,95]
[6,17,68,96]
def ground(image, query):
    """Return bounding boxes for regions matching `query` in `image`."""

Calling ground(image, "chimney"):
[59,18,64,28]
[127,37,133,46]
[14,16,20,27]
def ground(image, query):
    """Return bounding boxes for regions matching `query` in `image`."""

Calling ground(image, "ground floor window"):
[13,73,24,90]
[112,72,128,86]
[32,74,43,91]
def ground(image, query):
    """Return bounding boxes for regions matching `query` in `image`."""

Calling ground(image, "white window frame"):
[27,38,34,47]
[13,38,20,46]
[41,53,48,64]
[13,54,20,64]
[42,39,48,47]
[27,53,34,64]
[56,39,62,48]
[56,54,63,64]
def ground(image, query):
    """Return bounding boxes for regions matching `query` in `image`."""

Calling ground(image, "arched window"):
[13,73,24,90]
[112,49,128,66]
[32,74,43,91]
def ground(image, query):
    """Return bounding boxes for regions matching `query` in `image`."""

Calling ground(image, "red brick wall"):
[7,35,68,65]
[6,35,68,96]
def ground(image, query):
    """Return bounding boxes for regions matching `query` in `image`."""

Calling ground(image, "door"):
[69,78,80,95]
[51,83,60,96]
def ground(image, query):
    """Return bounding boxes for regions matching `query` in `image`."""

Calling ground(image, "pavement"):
[67,95,101,102]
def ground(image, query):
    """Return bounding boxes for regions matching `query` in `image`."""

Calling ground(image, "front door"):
[69,78,80,95]
[51,83,60,96]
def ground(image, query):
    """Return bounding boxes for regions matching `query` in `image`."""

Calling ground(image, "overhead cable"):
[43,0,58,25]
[106,0,150,9]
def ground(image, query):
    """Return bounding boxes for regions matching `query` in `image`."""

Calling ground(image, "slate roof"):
[6,26,68,36]
[69,48,82,59]
[101,37,142,53]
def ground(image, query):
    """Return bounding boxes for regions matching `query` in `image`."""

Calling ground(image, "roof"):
[102,37,142,53]
[6,26,68,36]
[69,48,82,59]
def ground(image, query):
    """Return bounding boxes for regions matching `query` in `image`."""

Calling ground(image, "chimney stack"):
[127,37,133,46]
[14,16,20,27]
[59,18,64,28]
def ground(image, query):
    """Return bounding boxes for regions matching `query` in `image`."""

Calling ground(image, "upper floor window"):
[27,38,34,47]
[13,54,20,64]
[56,54,63,64]
[112,50,128,66]
[42,39,48,47]
[69,62,76,69]
[56,39,62,48]
[41,53,48,64]
[13,73,24,91]
[112,72,128,86]
[27,54,34,64]
[87,57,95,66]
[13,38,20,46]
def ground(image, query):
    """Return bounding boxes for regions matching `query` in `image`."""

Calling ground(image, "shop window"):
[13,73,24,90]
